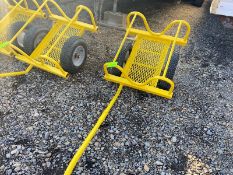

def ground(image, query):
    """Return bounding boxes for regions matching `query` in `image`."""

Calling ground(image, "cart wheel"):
[23,25,50,55]
[109,42,133,76]
[60,36,87,74]
[192,0,204,7]
[157,52,180,90]
[9,21,29,50]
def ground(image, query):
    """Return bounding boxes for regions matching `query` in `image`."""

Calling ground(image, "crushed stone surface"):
[0,0,233,174]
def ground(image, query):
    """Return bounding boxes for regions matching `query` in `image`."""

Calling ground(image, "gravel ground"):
[0,0,233,174]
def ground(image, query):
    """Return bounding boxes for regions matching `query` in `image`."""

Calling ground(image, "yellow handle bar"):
[42,0,70,20]
[126,11,153,34]
[126,11,191,43]
[75,5,98,30]
[42,0,98,29]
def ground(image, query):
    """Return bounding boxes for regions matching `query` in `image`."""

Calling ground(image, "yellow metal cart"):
[0,0,98,78]
[65,11,191,174]
[0,0,44,56]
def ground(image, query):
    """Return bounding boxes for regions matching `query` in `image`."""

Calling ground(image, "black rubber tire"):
[109,42,133,76]
[192,0,204,7]
[23,25,50,55]
[9,21,27,50]
[32,19,52,29]
[157,52,180,90]
[60,36,87,74]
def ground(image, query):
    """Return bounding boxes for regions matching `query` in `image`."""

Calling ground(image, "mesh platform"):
[126,36,171,87]
[34,23,82,67]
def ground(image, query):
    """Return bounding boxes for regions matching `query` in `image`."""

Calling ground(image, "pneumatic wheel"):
[23,25,50,55]
[60,36,87,74]
[9,21,30,51]
[157,52,180,91]
[192,0,204,7]
[109,42,133,76]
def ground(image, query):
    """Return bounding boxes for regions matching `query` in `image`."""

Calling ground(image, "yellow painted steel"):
[0,65,33,78]
[105,11,191,99]
[0,0,43,49]
[0,1,98,78]
[65,85,123,175]
[65,12,191,175]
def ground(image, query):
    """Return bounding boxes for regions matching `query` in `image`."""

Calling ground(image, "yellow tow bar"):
[65,85,123,175]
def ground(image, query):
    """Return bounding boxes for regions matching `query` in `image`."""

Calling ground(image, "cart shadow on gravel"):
[84,104,191,174]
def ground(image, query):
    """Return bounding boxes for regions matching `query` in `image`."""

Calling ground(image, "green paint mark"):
[0,41,9,49]
[107,61,118,68]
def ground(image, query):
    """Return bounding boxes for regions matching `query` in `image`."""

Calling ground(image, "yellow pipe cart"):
[0,0,98,78]
[65,11,191,174]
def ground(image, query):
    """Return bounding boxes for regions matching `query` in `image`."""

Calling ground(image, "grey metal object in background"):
[94,0,105,21]
[113,0,118,12]
[210,0,233,29]
[97,0,127,29]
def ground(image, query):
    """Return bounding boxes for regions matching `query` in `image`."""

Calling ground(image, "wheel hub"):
[72,46,86,67]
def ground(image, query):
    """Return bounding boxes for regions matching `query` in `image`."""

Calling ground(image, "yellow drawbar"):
[0,0,98,78]
[65,12,191,174]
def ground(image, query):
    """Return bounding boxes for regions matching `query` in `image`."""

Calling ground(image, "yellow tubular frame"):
[105,11,191,99]
[65,12,191,174]
[0,0,97,78]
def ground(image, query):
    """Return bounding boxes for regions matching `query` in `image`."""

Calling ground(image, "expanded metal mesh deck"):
[36,23,81,67]
[42,25,80,61]
[127,36,171,86]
